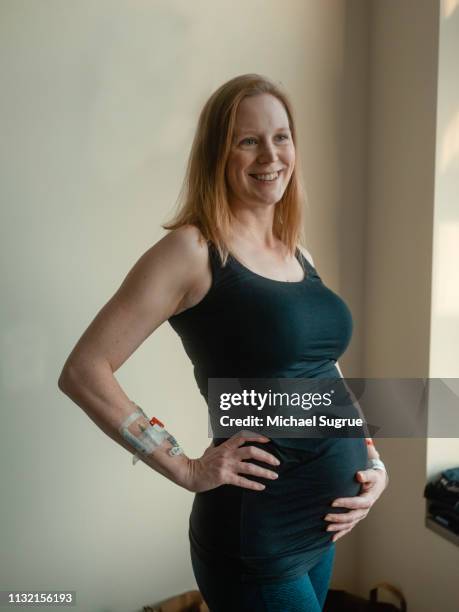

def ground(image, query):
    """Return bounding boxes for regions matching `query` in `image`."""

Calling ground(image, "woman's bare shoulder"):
[155,224,209,270]
[112,223,209,315]
[162,223,207,248]
[156,225,212,316]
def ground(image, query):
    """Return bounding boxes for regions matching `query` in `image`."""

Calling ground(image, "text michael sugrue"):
[217,390,365,430]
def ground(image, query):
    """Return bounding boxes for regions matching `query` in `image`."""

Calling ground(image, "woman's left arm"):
[324,361,389,542]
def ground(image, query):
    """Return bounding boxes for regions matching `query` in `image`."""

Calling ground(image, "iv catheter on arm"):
[119,402,183,464]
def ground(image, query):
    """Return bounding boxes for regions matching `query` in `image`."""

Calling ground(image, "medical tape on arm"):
[118,403,184,465]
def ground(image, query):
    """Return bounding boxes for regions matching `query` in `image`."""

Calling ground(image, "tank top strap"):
[206,240,234,289]
[295,247,322,282]
[206,240,261,291]
[206,240,223,273]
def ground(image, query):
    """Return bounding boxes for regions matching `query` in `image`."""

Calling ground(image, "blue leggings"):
[190,544,335,612]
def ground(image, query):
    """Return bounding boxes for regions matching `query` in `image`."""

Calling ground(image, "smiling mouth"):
[249,169,283,182]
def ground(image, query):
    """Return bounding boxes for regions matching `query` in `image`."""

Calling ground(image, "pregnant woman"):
[58,74,388,611]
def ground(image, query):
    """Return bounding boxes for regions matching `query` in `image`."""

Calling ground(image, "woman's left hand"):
[324,469,389,542]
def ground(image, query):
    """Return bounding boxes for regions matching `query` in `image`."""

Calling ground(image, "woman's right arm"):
[58,225,280,493]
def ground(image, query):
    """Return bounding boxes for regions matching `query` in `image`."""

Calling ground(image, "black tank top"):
[168,242,353,394]
[168,241,367,583]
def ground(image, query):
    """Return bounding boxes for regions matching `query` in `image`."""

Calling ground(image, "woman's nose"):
[257,141,277,163]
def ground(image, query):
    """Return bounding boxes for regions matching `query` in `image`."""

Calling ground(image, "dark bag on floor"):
[324,582,407,611]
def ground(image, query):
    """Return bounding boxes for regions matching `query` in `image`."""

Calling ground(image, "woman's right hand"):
[183,432,281,493]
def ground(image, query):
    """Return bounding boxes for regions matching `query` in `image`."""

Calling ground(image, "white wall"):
[0,1,367,610]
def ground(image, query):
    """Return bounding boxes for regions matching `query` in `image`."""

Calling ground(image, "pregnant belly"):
[239,437,368,558]
[190,437,368,565]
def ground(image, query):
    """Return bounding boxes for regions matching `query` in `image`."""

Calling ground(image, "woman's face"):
[225,93,296,210]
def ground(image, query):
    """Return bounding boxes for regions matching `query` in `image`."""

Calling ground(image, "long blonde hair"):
[163,74,307,265]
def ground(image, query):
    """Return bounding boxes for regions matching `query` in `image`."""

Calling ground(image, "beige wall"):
[1,1,456,611]
[0,1,365,610]
[357,2,458,611]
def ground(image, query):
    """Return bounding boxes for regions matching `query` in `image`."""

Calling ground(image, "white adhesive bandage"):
[119,403,184,465]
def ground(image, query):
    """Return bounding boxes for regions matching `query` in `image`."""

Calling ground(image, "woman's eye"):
[239,134,289,146]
